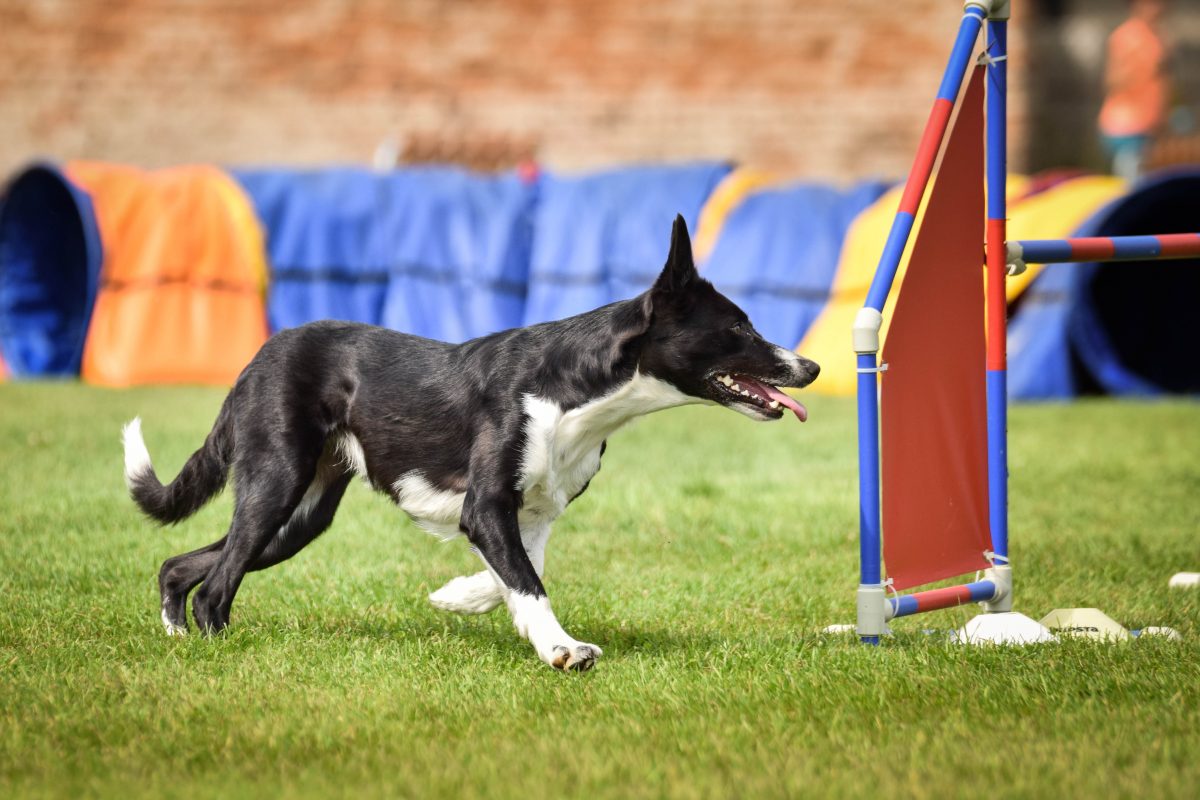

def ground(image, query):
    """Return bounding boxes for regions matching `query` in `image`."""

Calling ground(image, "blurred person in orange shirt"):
[1098,0,1171,181]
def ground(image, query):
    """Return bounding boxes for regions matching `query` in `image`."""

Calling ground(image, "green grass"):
[1,383,1198,799]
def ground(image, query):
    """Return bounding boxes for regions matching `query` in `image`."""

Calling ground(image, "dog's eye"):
[731,322,751,336]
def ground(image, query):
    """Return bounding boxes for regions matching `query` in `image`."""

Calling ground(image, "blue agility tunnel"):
[233,168,387,333]
[377,168,534,343]
[523,162,732,325]
[701,180,890,347]
[0,164,103,377]
[234,166,536,341]
[1008,170,1200,399]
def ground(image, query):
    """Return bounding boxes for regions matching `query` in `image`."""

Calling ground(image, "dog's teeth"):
[731,383,741,391]
[769,400,781,409]
[719,375,733,386]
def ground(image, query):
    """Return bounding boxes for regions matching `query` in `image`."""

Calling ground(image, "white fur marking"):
[335,432,369,478]
[429,522,551,615]
[518,371,697,523]
[520,522,553,576]
[506,591,602,668]
[294,479,326,520]
[507,591,573,654]
[773,344,807,371]
[122,417,153,489]
[275,471,329,540]
[161,606,186,637]
[429,570,504,614]
[393,472,466,538]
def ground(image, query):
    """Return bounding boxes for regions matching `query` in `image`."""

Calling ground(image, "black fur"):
[128,398,234,524]
[128,215,819,658]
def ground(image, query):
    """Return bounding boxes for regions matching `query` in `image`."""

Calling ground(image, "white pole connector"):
[1005,241,1027,276]
[852,307,884,355]
[988,0,1012,21]
[964,0,994,15]
[857,584,888,637]
[981,563,1013,613]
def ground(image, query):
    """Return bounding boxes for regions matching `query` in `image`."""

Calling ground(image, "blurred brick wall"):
[1,0,1035,181]
[12,0,1186,182]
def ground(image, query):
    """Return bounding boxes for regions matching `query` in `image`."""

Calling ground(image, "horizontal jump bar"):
[1009,234,1200,265]
[887,580,997,620]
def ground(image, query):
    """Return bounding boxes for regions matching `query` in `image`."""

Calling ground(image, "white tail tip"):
[122,417,153,488]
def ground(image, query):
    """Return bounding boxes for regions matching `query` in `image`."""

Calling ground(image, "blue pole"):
[985,16,1009,565]
[857,352,882,645]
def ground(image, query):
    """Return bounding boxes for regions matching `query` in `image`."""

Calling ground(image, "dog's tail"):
[122,398,235,525]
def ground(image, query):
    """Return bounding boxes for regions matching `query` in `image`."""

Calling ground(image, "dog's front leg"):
[429,522,551,615]
[460,492,600,671]
[428,571,504,614]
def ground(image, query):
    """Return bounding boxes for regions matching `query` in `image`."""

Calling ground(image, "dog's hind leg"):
[429,522,551,615]
[156,461,353,635]
[250,468,352,571]
[189,429,342,633]
[190,484,307,633]
[159,536,227,635]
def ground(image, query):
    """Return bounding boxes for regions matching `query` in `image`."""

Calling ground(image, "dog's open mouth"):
[711,373,808,421]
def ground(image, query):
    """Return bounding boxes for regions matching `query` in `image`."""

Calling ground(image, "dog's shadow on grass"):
[288,609,751,663]
[580,622,736,660]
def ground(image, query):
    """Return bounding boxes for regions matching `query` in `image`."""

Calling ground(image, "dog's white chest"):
[392,375,695,536]
[517,396,604,523]
[516,377,696,523]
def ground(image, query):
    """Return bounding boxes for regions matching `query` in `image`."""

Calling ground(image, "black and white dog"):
[123,216,818,671]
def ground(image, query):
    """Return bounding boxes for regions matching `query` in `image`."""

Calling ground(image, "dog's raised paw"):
[428,572,505,615]
[550,643,602,672]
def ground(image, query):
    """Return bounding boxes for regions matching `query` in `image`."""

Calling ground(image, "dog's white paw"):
[549,642,603,672]
[161,607,187,637]
[429,572,504,615]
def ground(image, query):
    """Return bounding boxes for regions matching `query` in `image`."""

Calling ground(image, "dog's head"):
[637,215,820,422]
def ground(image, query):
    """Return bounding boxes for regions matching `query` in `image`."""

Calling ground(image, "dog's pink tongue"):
[738,377,808,422]
[765,385,808,422]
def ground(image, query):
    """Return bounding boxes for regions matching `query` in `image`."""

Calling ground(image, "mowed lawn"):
[1,383,1198,799]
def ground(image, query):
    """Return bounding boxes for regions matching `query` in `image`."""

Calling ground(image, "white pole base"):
[952,611,1057,645]
[1169,572,1200,589]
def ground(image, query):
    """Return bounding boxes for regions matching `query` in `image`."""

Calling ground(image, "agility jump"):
[851,0,1200,644]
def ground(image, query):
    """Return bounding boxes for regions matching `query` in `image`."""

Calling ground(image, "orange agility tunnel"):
[65,162,269,386]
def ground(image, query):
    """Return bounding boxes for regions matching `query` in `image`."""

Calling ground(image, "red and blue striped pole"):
[862,2,990,312]
[1008,233,1200,266]
[888,579,998,619]
[855,1,989,644]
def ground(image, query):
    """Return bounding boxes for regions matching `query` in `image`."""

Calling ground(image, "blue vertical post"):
[855,2,988,643]
[856,350,883,645]
[985,7,1009,568]
[979,1,1015,615]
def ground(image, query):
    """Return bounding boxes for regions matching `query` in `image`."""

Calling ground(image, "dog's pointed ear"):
[653,214,697,295]
[606,292,654,369]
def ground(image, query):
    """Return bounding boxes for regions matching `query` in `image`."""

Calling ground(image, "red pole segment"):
[897,99,955,217]
[986,218,1007,372]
